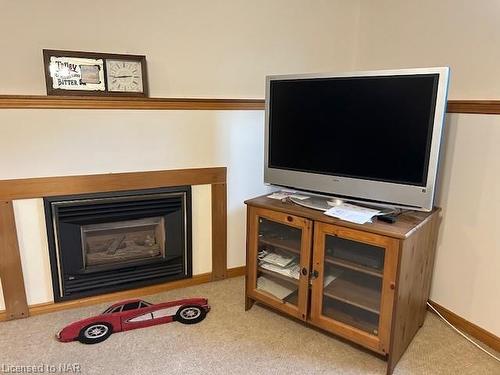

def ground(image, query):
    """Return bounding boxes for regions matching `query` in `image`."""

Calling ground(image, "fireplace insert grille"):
[44,187,192,302]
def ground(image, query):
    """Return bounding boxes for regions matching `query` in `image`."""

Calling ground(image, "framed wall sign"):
[43,50,148,97]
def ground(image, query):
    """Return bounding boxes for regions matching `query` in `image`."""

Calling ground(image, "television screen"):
[268,74,439,187]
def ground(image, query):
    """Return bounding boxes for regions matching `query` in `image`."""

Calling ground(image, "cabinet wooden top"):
[245,195,440,240]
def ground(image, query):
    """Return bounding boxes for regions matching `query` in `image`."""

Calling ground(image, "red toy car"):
[57,297,210,344]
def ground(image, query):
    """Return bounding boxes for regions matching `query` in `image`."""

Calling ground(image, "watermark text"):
[1,363,81,373]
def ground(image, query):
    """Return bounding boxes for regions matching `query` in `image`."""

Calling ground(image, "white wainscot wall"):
[0,109,271,309]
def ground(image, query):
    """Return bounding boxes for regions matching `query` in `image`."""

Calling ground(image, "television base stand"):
[283,190,401,214]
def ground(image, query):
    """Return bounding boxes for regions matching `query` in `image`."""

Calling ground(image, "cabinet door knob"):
[301,267,308,276]
[286,216,293,222]
[390,282,396,290]
[311,270,319,279]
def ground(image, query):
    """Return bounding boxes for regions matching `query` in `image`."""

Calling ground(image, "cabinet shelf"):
[258,236,301,255]
[284,290,299,305]
[324,256,383,278]
[323,304,378,335]
[323,275,381,314]
[257,266,299,285]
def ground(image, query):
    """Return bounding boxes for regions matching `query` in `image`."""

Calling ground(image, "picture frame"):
[43,49,149,97]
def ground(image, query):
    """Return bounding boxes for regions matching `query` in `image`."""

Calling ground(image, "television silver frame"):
[264,67,450,211]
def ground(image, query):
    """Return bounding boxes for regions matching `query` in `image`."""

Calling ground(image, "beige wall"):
[0,0,359,98]
[355,1,500,336]
[355,1,500,99]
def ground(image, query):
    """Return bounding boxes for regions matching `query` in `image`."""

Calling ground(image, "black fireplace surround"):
[44,186,192,302]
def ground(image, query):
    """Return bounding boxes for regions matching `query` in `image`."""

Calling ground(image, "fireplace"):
[44,187,192,302]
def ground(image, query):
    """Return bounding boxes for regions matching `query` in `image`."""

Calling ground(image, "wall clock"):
[106,59,145,94]
[43,50,148,97]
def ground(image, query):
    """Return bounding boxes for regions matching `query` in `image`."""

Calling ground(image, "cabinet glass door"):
[310,222,398,353]
[246,207,312,320]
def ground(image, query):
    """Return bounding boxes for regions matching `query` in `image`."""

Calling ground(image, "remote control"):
[377,214,397,224]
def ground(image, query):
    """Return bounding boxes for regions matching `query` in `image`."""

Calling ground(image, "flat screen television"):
[264,67,450,211]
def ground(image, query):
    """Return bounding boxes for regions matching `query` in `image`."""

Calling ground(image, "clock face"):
[106,60,143,92]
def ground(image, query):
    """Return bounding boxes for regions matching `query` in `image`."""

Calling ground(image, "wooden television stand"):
[244,195,440,374]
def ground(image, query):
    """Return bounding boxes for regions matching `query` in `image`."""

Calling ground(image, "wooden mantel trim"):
[211,183,227,280]
[0,167,227,320]
[0,95,264,110]
[1,95,500,114]
[0,167,225,201]
[0,201,29,320]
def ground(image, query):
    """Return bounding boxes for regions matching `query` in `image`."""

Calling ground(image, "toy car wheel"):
[78,323,112,344]
[175,305,206,324]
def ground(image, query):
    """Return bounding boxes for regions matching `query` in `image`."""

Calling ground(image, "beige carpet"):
[0,277,498,375]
